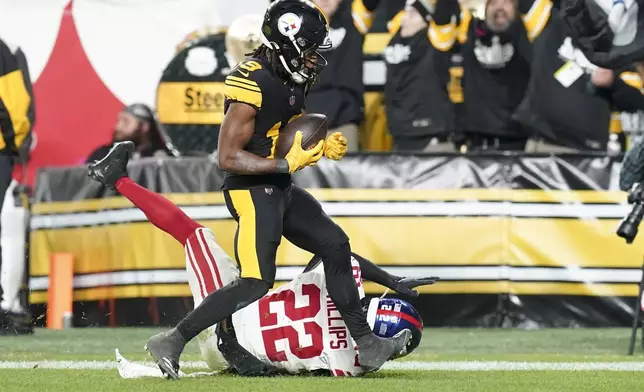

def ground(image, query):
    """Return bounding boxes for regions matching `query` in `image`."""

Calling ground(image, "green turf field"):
[2,328,644,391]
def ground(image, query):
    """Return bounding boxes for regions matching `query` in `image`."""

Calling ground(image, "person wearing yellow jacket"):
[0,37,34,335]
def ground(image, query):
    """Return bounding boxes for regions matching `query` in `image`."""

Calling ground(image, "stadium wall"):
[28,153,644,328]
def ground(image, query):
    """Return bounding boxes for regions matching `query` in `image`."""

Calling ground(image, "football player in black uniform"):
[101,0,409,379]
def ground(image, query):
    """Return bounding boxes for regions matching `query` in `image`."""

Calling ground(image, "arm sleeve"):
[428,0,471,52]
[13,46,35,162]
[351,252,399,289]
[224,62,264,112]
[352,0,378,34]
[520,0,553,42]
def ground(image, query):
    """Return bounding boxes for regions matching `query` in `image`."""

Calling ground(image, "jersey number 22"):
[258,284,324,362]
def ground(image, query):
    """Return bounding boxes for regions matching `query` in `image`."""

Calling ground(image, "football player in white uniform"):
[117,247,434,378]
[88,143,437,378]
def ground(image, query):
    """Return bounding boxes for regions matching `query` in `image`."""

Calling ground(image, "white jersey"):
[231,259,365,376]
[184,228,366,377]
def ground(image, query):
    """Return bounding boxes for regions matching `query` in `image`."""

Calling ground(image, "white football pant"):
[184,227,240,371]
[1,180,27,313]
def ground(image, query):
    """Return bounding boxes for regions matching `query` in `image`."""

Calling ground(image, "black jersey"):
[384,27,461,137]
[222,57,305,190]
[305,0,368,128]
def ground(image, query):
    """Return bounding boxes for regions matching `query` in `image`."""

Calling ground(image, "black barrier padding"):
[28,294,639,328]
[31,153,634,328]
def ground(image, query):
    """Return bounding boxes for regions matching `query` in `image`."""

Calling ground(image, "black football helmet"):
[261,0,332,84]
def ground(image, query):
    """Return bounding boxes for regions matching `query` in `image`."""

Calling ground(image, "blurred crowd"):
[312,0,644,154]
[93,0,644,159]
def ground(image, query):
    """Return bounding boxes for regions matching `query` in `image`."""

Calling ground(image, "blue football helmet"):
[366,297,423,358]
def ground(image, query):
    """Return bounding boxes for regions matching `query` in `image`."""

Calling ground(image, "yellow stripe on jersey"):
[429,16,458,52]
[610,112,622,133]
[387,10,404,35]
[522,0,552,41]
[457,9,472,44]
[227,190,263,280]
[224,83,263,109]
[0,69,31,150]
[266,121,281,159]
[351,0,375,35]
[226,75,260,88]
[448,66,464,104]
[225,80,261,92]
[619,71,643,90]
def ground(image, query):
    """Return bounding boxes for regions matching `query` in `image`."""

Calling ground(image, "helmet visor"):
[299,47,328,79]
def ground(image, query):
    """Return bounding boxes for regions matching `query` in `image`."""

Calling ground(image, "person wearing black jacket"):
[299,0,379,152]
[215,252,438,377]
[384,0,463,151]
[514,12,644,151]
[86,104,178,163]
[560,0,644,70]
[0,37,33,334]
[429,0,552,151]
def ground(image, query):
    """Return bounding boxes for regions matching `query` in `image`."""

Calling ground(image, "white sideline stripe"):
[2,360,644,371]
[28,266,644,291]
[30,201,632,230]
[29,270,189,291]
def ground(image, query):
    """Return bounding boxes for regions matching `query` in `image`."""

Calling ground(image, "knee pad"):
[233,278,271,311]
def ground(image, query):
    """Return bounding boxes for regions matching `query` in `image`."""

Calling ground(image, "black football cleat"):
[0,308,33,336]
[87,141,134,189]
[144,328,186,380]
[356,329,411,373]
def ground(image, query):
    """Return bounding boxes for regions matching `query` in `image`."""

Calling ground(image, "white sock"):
[1,180,26,313]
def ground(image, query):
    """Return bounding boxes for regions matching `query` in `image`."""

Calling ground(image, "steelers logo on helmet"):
[278,12,302,36]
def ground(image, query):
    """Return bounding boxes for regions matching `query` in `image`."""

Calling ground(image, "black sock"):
[322,243,372,340]
[176,278,270,341]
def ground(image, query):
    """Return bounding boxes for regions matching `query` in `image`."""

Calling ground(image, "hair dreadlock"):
[247,44,316,94]
[248,44,290,81]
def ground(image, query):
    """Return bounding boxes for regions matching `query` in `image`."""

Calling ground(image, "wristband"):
[276,159,290,174]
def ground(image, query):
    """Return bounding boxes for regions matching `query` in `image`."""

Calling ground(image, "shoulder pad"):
[224,58,268,110]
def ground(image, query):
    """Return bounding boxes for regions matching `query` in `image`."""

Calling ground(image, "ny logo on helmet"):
[278,13,302,36]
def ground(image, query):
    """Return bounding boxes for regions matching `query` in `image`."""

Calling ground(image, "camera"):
[617,182,644,243]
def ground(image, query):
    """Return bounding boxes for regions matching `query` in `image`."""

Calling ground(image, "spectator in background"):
[514,11,644,152]
[86,104,178,163]
[300,0,379,152]
[0,37,33,333]
[616,69,644,151]
[429,0,552,151]
[384,0,462,152]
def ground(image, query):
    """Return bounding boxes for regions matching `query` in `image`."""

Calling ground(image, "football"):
[275,113,328,158]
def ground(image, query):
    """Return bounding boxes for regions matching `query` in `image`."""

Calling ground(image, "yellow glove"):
[284,131,325,173]
[324,132,348,160]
